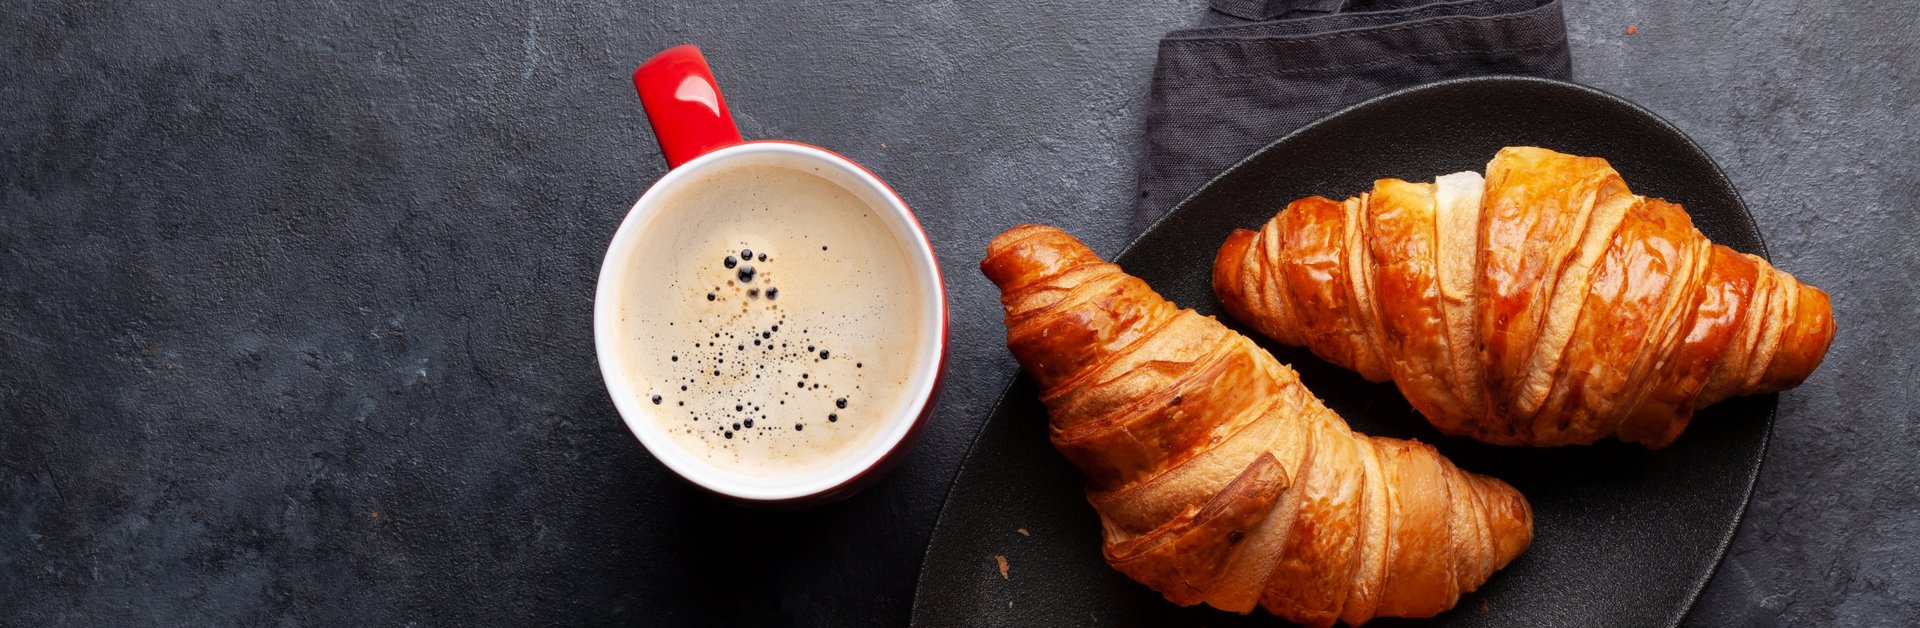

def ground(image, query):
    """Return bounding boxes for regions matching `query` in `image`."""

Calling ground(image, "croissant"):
[1213,147,1835,448]
[983,224,1531,626]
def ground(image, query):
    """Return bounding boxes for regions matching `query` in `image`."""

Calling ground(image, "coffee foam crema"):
[611,157,932,480]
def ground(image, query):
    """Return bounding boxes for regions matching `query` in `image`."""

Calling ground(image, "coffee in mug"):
[600,45,945,504]
[604,156,935,479]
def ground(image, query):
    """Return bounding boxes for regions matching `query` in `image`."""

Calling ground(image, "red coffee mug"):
[594,46,947,506]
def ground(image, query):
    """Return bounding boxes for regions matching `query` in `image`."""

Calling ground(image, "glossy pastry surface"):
[1214,147,1835,448]
[984,224,1531,626]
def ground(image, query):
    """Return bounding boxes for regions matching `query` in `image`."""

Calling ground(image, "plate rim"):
[913,75,1773,627]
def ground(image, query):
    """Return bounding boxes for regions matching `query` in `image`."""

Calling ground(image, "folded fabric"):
[1132,0,1571,230]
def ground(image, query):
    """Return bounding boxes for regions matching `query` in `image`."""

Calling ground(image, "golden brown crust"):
[1213,147,1837,448]
[984,224,1532,626]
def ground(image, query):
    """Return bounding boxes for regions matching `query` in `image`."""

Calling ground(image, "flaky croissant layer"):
[983,224,1531,627]
[1214,147,1835,448]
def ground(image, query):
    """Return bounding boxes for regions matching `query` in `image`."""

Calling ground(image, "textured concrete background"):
[1,0,1913,625]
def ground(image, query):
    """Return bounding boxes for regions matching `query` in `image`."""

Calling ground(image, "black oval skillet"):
[912,76,1774,627]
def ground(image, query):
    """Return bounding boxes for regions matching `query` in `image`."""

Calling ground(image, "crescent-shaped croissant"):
[1214,147,1835,448]
[983,224,1531,627]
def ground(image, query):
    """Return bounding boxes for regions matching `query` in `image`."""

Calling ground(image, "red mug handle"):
[634,46,744,169]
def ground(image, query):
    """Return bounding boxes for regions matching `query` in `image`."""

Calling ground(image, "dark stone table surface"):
[3,1,1915,624]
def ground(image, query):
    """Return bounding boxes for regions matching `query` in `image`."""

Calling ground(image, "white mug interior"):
[593,141,944,501]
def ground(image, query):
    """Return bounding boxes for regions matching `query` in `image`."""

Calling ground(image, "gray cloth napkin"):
[1132,0,1571,230]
